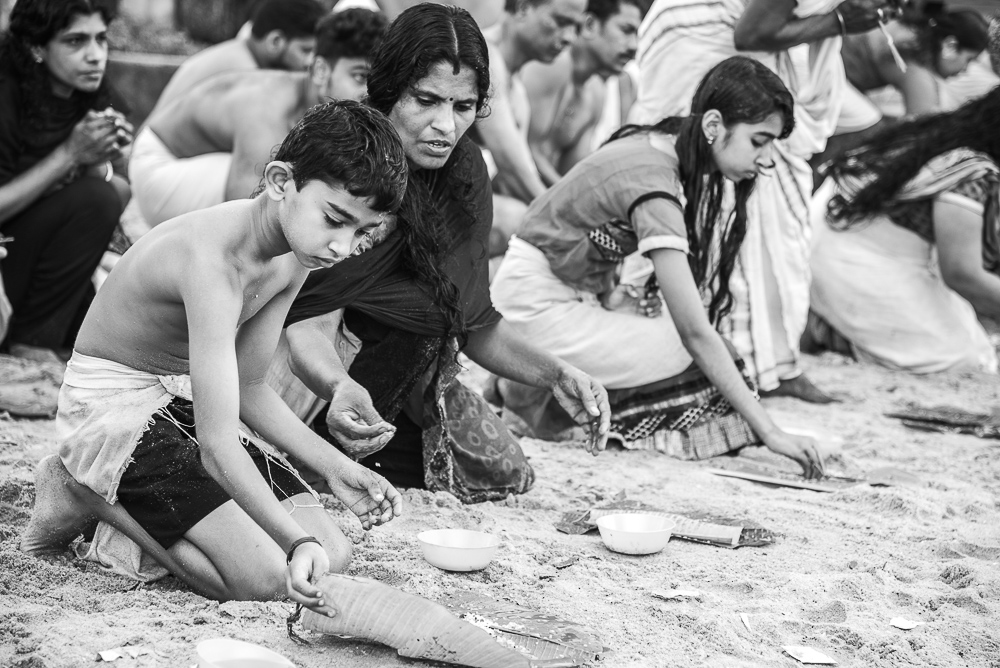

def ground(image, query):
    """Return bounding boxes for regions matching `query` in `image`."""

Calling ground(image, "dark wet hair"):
[0,0,116,132]
[315,8,388,66]
[273,99,407,213]
[250,0,325,40]
[899,6,989,71]
[608,56,795,324]
[366,3,492,338]
[827,88,1000,227]
[587,0,642,23]
[367,3,489,118]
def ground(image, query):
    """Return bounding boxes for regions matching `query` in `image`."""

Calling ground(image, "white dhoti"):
[491,238,693,389]
[810,196,997,374]
[129,127,232,226]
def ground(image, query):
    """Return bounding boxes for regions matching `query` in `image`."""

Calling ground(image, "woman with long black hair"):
[0,0,131,361]
[491,56,824,478]
[808,87,1000,374]
[271,3,610,503]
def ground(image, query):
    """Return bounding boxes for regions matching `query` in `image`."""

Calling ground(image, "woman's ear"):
[701,109,723,145]
[940,35,960,59]
[263,161,294,201]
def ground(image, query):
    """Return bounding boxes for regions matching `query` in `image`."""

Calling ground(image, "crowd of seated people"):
[2,0,999,613]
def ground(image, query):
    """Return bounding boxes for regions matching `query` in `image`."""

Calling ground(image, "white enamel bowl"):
[596,513,676,555]
[417,529,501,571]
[196,638,294,668]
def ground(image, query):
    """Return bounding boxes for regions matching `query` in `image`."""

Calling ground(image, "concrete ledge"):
[106,51,187,126]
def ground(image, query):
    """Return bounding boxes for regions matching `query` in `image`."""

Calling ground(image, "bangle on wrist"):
[834,9,847,37]
[286,535,322,564]
[103,160,113,182]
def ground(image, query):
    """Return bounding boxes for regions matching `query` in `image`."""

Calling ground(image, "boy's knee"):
[230,563,287,602]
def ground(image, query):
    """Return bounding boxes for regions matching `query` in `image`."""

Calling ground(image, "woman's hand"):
[762,428,825,479]
[324,459,403,530]
[551,365,611,455]
[601,283,662,318]
[326,379,396,460]
[836,0,897,34]
[285,541,336,616]
[64,110,121,166]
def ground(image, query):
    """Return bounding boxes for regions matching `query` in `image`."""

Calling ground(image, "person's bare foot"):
[759,374,837,404]
[20,455,97,555]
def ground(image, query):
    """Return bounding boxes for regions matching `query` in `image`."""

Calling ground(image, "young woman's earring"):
[34,54,43,64]
[707,135,715,145]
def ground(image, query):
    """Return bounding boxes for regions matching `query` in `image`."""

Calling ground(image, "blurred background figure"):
[151,0,326,115]
[521,0,643,185]
[0,0,132,363]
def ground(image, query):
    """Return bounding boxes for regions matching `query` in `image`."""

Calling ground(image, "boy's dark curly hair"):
[274,99,408,214]
[315,8,389,66]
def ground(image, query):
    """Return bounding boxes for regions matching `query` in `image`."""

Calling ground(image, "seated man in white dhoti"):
[492,57,825,478]
[630,0,891,403]
[129,9,386,226]
[806,88,1000,374]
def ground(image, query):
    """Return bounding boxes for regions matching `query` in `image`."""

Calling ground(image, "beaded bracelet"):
[834,9,847,37]
[286,536,322,564]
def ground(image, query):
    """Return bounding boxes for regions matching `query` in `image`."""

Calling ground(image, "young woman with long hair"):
[807,87,1000,374]
[0,0,132,361]
[270,3,611,502]
[491,56,824,478]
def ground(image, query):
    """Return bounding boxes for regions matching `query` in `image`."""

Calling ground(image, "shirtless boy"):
[522,0,640,184]
[150,0,326,116]
[130,8,387,226]
[479,0,587,255]
[21,100,407,607]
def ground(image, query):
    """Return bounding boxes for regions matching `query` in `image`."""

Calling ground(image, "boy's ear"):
[311,56,331,87]
[263,161,294,201]
[580,12,599,38]
[940,35,959,58]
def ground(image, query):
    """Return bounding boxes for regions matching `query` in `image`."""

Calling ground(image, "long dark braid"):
[826,87,1000,227]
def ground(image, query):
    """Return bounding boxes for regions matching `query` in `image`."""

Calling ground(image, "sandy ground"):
[2,352,1000,668]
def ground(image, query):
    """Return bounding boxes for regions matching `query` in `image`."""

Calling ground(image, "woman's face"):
[709,111,784,182]
[387,61,479,171]
[34,12,108,98]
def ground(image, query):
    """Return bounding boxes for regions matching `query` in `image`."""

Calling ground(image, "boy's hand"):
[286,541,336,616]
[551,366,611,456]
[762,428,825,479]
[325,460,403,530]
[326,380,396,459]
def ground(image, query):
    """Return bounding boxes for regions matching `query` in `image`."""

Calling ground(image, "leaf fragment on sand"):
[890,617,925,630]
[783,646,837,664]
[303,574,532,667]
[740,613,752,632]
[552,556,578,569]
[650,588,702,600]
[97,649,125,662]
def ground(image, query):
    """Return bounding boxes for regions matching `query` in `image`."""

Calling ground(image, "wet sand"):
[1,352,999,667]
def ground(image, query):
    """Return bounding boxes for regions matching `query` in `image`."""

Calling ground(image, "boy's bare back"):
[75,200,304,376]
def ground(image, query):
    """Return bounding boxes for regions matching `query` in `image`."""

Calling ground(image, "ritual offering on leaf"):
[300,575,604,667]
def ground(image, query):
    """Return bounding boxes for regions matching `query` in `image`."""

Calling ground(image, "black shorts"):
[115,398,310,549]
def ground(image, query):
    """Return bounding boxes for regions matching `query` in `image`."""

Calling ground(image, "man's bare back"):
[75,199,305,376]
[151,40,259,116]
[147,71,308,160]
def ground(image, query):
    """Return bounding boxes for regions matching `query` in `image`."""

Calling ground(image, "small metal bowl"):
[596,513,675,555]
[417,529,501,571]
[196,638,293,668]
